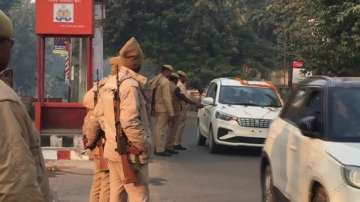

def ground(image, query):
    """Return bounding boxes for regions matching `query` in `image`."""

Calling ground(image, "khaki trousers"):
[108,161,149,202]
[166,115,178,149]
[153,112,170,152]
[174,111,187,145]
[89,166,110,202]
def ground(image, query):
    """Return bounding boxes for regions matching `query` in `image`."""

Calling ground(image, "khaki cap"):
[109,37,144,69]
[171,72,180,79]
[177,70,187,78]
[162,64,175,72]
[0,10,13,38]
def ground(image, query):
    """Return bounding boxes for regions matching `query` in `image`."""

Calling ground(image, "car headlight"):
[215,111,237,121]
[344,166,360,189]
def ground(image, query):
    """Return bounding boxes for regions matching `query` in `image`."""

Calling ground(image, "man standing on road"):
[173,70,200,150]
[95,37,151,202]
[0,10,51,201]
[165,73,181,154]
[83,85,110,202]
[166,72,202,152]
[149,65,176,156]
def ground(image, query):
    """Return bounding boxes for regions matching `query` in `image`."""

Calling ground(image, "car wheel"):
[311,186,329,202]
[196,121,206,146]
[262,165,277,202]
[209,126,220,153]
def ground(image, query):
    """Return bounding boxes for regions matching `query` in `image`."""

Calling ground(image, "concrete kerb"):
[42,113,197,161]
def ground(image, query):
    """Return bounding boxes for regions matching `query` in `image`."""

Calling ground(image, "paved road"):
[49,116,262,202]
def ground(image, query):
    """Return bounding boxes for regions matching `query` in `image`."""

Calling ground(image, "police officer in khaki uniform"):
[165,73,181,153]
[83,86,110,202]
[0,10,51,201]
[149,65,176,156]
[166,71,202,151]
[173,70,201,150]
[95,37,151,202]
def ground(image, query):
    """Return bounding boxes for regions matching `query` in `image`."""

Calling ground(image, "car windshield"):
[219,86,282,107]
[328,88,360,142]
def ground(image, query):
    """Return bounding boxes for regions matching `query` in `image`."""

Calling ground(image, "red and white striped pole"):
[64,40,72,84]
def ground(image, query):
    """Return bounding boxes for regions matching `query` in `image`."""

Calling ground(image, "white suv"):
[261,77,360,202]
[197,78,283,153]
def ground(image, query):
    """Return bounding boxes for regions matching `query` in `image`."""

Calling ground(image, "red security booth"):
[35,0,94,140]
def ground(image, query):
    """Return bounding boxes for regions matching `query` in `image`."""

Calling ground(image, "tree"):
[104,0,278,89]
[315,0,360,76]
[9,0,37,96]
[258,0,360,76]
[0,0,21,13]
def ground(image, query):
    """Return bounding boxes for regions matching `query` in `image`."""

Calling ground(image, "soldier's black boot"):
[174,145,187,150]
[155,151,172,157]
[165,149,179,154]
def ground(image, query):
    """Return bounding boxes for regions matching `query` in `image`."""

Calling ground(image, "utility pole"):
[287,34,293,89]
[283,34,287,88]
[283,32,291,89]
[282,32,293,89]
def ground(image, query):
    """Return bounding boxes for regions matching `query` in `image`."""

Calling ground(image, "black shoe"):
[155,151,172,157]
[165,149,179,154]
[174,145,187,150]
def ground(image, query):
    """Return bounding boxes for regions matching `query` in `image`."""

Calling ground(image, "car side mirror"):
[298,116,320,138]
[202,97,215,106]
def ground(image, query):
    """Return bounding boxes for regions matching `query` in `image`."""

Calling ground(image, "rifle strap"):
[113,75,132,133]
[113,76,132,104]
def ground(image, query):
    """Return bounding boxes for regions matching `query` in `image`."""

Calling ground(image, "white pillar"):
[93,1,105,80]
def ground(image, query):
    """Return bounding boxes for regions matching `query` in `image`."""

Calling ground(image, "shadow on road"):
[194,144,262,157]
[216,146,262,156]
[48,167,93,178]
[149,177,168,186]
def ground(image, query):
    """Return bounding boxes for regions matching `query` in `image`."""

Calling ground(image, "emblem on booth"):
[54,4,74,23]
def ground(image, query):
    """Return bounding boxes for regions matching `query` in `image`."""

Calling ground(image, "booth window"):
[44,37,88,103]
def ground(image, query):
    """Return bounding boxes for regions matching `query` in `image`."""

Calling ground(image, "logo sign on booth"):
[54,4,74,23]
[36,0,93,35]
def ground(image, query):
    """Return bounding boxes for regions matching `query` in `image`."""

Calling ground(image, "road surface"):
[49,116,262,202]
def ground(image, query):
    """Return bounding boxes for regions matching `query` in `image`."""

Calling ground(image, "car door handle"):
[289,145,297,151]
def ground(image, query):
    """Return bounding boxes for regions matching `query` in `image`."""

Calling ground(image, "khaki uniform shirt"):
[150,74,175,116]
[95,67,151,162]
[177,81,191,114]
[83,78,110,171]
[0,80,50,202]
[170,81,181,115]
[83,78,107,153]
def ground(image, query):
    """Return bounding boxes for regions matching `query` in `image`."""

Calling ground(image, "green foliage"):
[0,0,21,13]
[257,0,360,76]
[6,0,360,97]
[10,1,37,96]
[104,0,278,89]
